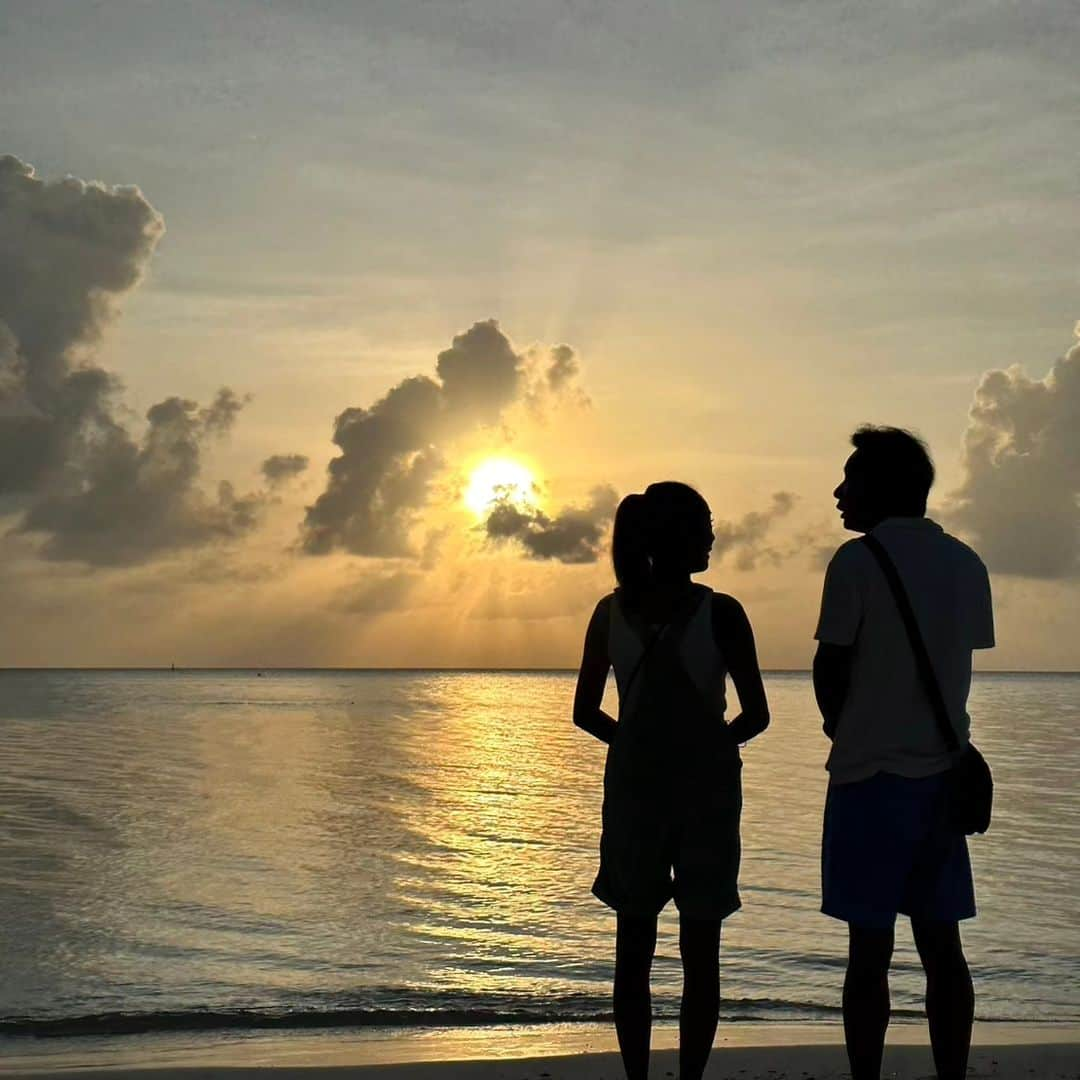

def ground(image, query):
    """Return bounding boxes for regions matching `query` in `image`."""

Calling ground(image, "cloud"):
[483,488,798,569]
[0,154,162,498]
[484,485,619,564]
[200,387,250,435]
[945,328,1080,578]
[524,343,590,415]
[261,453,310,486]
[0,155,164,387]
[0,155,262,565]
[434,317,523,422]
[18,391,264,566]
[302,319,586,558]
[713,491,798,571]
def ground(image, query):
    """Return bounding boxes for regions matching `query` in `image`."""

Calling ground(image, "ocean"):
[1,669,1077,1050]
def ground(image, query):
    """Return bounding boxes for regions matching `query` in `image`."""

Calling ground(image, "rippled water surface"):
[0,670,1077,1036]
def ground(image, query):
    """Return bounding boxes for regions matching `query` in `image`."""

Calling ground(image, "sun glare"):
[464,458,538,517]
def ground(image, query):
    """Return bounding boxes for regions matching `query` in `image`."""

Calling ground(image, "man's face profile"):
[833,450,879,533]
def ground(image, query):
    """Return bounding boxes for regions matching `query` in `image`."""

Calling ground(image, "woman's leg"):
[678,915,722,1080]
[614,912,657,1080]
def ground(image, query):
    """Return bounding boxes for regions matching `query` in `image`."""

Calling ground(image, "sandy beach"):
[5,1023,1078,1079]
[5,1044,1080,1079]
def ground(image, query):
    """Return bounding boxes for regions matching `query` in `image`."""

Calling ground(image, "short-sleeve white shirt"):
[815,517,994,785]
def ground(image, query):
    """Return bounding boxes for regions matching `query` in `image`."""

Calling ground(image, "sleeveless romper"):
[591,584,743,919]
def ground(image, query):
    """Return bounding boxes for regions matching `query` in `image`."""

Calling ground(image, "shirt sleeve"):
[814,545,863,646]
[970,559,995,649]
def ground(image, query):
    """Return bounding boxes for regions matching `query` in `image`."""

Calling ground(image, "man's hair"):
[850,425,935,514]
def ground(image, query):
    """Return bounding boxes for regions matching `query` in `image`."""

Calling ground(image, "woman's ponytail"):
[612,493,652,594]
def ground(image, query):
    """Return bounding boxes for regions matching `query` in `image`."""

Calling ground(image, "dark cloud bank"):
[946,327,1080,579]
[483,487,797,569]
[0,155,271,566]
[484,485,620,564]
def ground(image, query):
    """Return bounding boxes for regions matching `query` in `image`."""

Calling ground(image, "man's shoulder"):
[929,526,990,577]
[939,529,986,562]
[825,536,872,575]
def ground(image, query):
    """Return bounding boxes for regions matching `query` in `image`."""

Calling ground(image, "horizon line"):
[1,666,1078,676]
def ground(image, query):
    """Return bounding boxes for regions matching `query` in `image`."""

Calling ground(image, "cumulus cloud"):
[484,485,619,564]
[435,318,522,422]
[946,328,1080,578]
[261,453,310,486]
[302,319,586,558]
[18,391,264,566]
[0,155,262,565]
[713,491,798,571]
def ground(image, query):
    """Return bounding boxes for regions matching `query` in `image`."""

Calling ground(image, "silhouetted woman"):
[573,482,770,1080]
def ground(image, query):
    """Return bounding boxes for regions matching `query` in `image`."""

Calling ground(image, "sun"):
[463,457,538,517]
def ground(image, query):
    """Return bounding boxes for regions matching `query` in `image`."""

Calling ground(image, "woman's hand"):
[713,594,770,745]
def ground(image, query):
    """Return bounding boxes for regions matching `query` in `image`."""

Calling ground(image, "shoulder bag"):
[862,534,993,835]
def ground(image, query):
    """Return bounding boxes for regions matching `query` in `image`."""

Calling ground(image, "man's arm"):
[573,598,617,744]
[713,594,770,744]
[813,642,853,740]
[813,544,862,740]
[971,558,995,650]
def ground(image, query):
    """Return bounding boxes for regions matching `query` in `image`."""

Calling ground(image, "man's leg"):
[911,919,973,1080]
[678,915,722,1080]
[843,924,894,1080]
[614,912,657,1080]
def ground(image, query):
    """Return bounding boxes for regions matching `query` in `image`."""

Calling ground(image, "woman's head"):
[612,481,714,591]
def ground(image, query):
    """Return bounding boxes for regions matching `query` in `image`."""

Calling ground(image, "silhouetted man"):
[813,426,994,1080]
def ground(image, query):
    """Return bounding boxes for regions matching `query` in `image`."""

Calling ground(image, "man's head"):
[834,426,935,533]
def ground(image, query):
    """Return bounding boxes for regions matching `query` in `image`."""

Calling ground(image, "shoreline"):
[5,1020,1079,1075]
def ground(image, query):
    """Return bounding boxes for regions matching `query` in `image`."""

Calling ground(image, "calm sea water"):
[0,670,1077,1043]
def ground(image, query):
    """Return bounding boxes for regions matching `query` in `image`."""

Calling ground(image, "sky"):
[0,0,1077,669]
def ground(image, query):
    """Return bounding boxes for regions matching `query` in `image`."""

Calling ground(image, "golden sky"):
[1,2,1077,669]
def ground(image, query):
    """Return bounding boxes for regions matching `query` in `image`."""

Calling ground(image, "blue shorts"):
[821,771,975,930]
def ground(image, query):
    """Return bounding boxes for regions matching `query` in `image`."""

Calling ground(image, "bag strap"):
[861,534,959,754]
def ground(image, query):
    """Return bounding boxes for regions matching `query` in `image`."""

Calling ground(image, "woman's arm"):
[713,594,770,744]
[573,597,617,744]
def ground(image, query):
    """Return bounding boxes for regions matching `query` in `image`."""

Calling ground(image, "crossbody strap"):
[622,623,668,701]
[616,586,704,702]
[861,534,959,754]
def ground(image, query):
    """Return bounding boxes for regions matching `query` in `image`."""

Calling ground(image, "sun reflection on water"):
[1,669,1076,1023]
